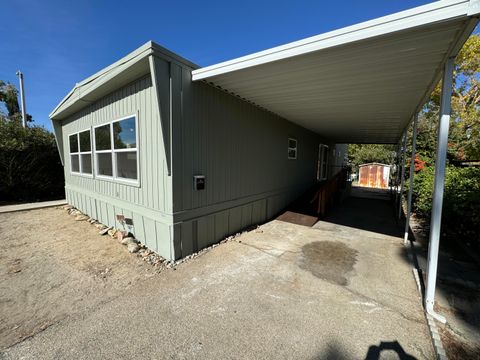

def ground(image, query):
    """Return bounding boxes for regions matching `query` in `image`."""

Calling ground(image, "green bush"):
[412,167,435,216]
[0,118,64,202]
[412,165,480,240]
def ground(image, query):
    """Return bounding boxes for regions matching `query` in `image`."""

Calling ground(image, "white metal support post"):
[425,57,455,324]
[404,114,418,244]
[394,142,401,203]
[397,131,407,219]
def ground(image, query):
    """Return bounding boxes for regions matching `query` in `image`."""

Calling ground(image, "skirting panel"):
[174,188,302,259]
[66,182,309,261]
[66,188,174,260]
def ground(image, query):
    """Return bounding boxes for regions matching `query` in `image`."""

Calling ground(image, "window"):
[69,130,92,175]
[95,124,113,177]
[94,115,138,183]
[69,134,79,173]
[288,138,297,159]
[317,144,329,181]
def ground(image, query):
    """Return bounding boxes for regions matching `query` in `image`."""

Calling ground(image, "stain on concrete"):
[299,241,358,286]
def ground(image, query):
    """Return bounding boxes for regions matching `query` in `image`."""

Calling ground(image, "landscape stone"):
[127,243,140,253]
[75,214,89,221]
[99,226,113,235]
[121,237,137,245]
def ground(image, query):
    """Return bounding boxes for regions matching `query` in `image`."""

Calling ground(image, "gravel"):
[59,206,244,271]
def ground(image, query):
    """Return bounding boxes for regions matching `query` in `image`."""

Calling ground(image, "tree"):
[422,34,480,160]
[0,80,32,124]
[348,144,396,171]
[0,80,64,202]
[0,81,20,116]
[407,112,438,166]
[0,117,64,201]
[404,33,480,247]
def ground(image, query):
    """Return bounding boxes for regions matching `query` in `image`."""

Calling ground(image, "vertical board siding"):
[62,75,169,214]
[175,71,321,213]
[170,65,330,258]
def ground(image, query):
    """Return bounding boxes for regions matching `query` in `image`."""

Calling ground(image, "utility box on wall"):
[194,175,205,191]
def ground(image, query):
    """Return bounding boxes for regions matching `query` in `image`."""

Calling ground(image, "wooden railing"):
[310,169,348,217]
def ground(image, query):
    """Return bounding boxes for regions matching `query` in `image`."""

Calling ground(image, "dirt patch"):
[298,241,357,285]
[410,213,480,353]
[440,326,480,360]
[6,259,22,274]
[0,207,159,351]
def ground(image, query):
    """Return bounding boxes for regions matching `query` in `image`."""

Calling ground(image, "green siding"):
[61,75,174,259]
[168,64,329,258]
[172,68,324,215]
[62,75,171,214]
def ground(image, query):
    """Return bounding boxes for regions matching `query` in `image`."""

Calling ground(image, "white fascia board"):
[468,0,480,15]
[49,86,77,119]
[75,41,154,88]
[192,0,473,81]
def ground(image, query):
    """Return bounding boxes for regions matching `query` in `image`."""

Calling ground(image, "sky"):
[0,0,432,131]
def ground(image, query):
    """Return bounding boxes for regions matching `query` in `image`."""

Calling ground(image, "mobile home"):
[50,42,346,261]
[51,0,479,274]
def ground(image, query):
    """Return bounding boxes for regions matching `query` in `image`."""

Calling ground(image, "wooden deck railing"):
[310,169,348,217]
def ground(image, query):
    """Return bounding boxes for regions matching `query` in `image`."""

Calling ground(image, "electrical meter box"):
[194,175,205,191]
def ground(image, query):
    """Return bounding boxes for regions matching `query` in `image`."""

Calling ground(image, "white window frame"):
[68,128,93,178]
[288,138,297,160]
[317,144,329,181]
[93,114,140,186]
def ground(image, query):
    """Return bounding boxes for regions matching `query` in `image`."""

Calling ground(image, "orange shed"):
[358,163,391,189]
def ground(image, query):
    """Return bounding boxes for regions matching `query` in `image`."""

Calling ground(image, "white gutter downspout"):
[425,57,456,324]
[397,131,407,219]
[404,113,418,244]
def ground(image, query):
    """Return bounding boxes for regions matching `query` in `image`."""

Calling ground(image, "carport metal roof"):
[192,0,480,144]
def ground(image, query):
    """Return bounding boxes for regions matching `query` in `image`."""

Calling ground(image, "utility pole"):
[16,71,27,128]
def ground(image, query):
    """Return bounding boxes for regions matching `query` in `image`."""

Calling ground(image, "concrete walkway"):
[2,195,434,359]
[0,199,66,213]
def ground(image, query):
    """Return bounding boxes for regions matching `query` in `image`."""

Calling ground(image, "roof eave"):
[50,41,199,121]
[50,42,155,120]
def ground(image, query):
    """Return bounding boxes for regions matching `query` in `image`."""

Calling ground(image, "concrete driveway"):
[2,197,434,359]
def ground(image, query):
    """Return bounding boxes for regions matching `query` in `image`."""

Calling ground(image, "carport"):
[192,0,480,322]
